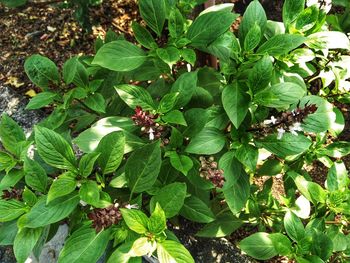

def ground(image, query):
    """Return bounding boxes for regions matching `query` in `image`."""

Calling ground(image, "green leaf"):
[120,208,149,234]
[321,141,350,158]
[93,41,147,71]
[19,193,79,228]
[269,233,292,256]
[284,211,305,242]
[244,23,261,51]
[24,54,60,89]
[162,110,187,126]
[186,128,226,155]
[47,173,76,204]
[24,157,48,193]
[0,169,24,191]
[306,31,350,50]
[0,220,18,245]
[34,126,77,171]
[239,0,267,43]
[96,131,125,175]
[326,161,349,191]
[107,242,140,263]
[171,71,198,108]
[26,92,57,110]
[125,140,161,194]
[63,57,89,87]
[157,240,195,263]
[115,84,156,110]
[79,152,101,178]
[222,83,250,129]
[80,180,100,206]
[235,144,258,172]
[0,199,27,222]
[148,203,166,234]
[239,232,278,260]
[84,93,106,113]
[257,159,283,176]
[181,49,196,66]
[311,231,333,261]
[256,133,311,158]
[168,152,193,176]
[295,5,319,32]
[187,9,238,47]
[158,92,179,114]
[129,237,156,257]
[14,227,42,263]
[132,22,156,49]
[196,212,243,238]
[157,47,181,66]
[169,8,184,38]
[150,182,187,218]
[283,0,305,27]
[180,196,215,223]
[0,152,16,174]
[22,187,37,206]
[0,114,26,156]
[58,225,111,263]
[293,174,327,204]
[254,82,305,109]
[257,34,306,56]
[248,55,273,93]
[1,0,27,8]
[139,0,166,36]
[169,127,184,148]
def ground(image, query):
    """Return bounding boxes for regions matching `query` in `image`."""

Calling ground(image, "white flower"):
[277,127,285,140]
[148,127,155,140]
[264,116,277,125]
[125,204,139,209]
[79,200,88,206]
[289,122,303,136]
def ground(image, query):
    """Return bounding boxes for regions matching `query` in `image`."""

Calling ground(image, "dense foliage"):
[1,0,350,262]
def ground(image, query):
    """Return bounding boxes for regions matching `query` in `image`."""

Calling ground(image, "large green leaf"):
[150,182,187,218]
[125,140,161,194]
[115,84,156,110]
[168,8,184,38]
[222,83,250,129]
[0,114,26,156]
[157,240,194,263]
[0,199,27,222]
[171,71,198,108]
[257,34,306,56]
[187,9,238,47]
[26,92,57,110]
[254,82,305,109]
[239,232,278,260]
[93,41,147,71]
[24,54,60,89]
[24,157,48,193]
[139,0,166,36]
[58,225,111,263]
[248,56,273,93]
[168,152,193,176]
[185,128,226,155]
[62,57,88,87]
[180,196,215,223]
[96,131,125,175]
[132,22,157,49]
[19,193,79,228]
[284,211,305,242]
[34,126,77,171]
[293,174,327,204]
[120,208,149,234]
[326,161,349,191]
[14,227,43,263]
[282,0,305,28]
[0,220,18,245]
[47,173,77,204]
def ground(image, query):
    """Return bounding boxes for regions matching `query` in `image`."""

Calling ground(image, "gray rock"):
[0,85,44,132]
[0,246,16,263]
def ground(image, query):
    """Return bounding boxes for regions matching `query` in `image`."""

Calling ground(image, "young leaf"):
[254,82,305,109]
[84,93,106,113]
[115,84,156,111]
[156,47,181,66]
[25,92,57,110]
[168,8,184,38]
[185,128,226,155]
[171,71,198,108]
[150,182,187,218]
[125,140,161,194]
[0,199,27,222]
[235,144,258,172]
[14,227,43,263]
[19,193,79,228]
[79,152,101,178]
[181,48,196,66]
[222,82,250,129]
[96,131,125,175]
[132,22,157,49]
[158,92,179,114]
[34,126,77,171]
[157,240,195,263]
[129,237,156,257]
[180,196,215,223]
[79,180,100,205]
[239,232,278,260]
[47,173,77,204]
[244,23,261,51]
[58,225,111,263]
[63,57,89,87]
[139,0,166,36]
[0,152,17,174]
[257,34,306,56]
[187,9,238,47]
[168,152,193,176]
[0,114,26,156]
[120,208,149,234]
[24,157,48,193]
[283,0,305,28]
[162,110,187,126]
[248,55,273,93]
[93,40,147,72]
[148,203,166,234]
[284,211,305,242]
[24,54,60,89]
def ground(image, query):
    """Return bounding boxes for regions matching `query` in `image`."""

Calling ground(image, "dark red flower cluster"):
[199,156,225,188]
[131,106,165,140]
[1,188,23,201]
[87,203,122,232]
[281,103,318,124]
